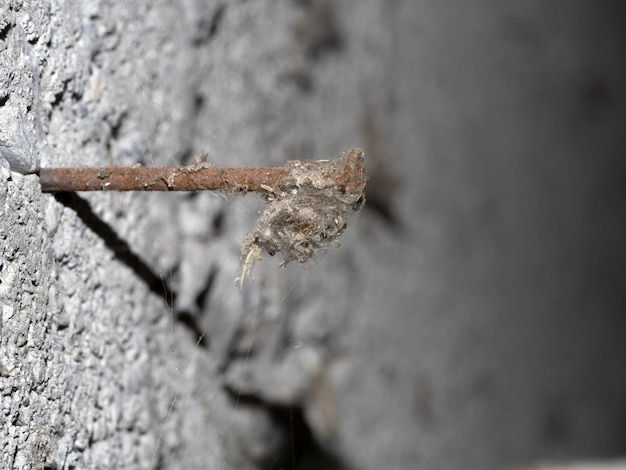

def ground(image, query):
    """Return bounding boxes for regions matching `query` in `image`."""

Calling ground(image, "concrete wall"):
[1,1,625,469]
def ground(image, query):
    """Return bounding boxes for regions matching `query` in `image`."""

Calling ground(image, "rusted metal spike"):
[38,148,365,194]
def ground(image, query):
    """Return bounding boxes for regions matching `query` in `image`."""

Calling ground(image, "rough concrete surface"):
[1,1,626,469]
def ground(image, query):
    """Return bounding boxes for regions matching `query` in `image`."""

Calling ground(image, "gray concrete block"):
[1,0,625,469]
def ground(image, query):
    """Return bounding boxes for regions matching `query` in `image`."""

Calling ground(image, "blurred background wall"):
[1,1,625,469]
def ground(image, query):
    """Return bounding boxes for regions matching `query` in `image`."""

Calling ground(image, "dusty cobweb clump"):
[237,149,366,285]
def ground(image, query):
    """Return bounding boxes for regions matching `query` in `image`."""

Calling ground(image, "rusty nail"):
[38,148,366,195]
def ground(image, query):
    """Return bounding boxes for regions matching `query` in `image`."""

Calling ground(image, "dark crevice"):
[212,209,225,235]
[175,311,208,347]
[0,23,11,41]
[192,3,226,45]
[175,264,217,347]
[51,192,207,346]
[195,264,218,314]
[208,4,226,38]
[50,79,71,109]
[271,405,349,470]
[224,391,350,470]
[193,92,205,113]
[51,91,64,108]
[109,110,127,140]
[293,0,344,61]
